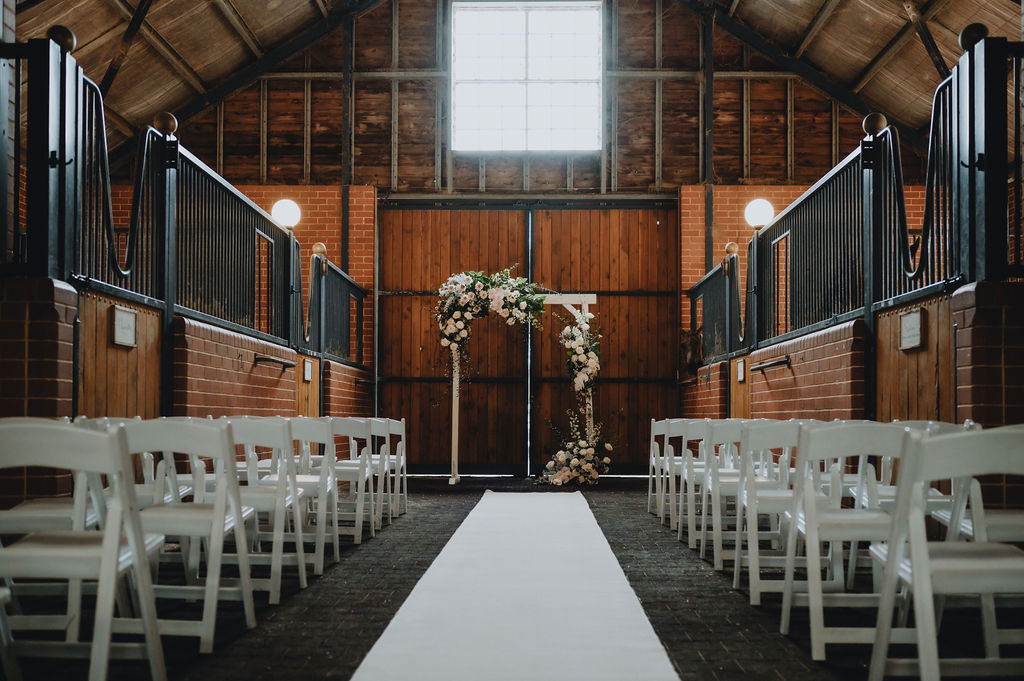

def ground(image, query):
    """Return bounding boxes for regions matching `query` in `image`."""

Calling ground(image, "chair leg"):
[780,513,801,635]
[232,515,257,631]
[87,565,119,681]
[292,498,308,590]
[353,477,365,545]
[805,529,827,661]
[268,502,285,605]
[980,593,1000,658]
[732,496,745,590]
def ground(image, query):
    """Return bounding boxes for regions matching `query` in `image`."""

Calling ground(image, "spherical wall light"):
[744,198,774,228]
[271,199,301,228]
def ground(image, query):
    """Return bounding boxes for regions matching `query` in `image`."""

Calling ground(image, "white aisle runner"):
[350,491,680,681]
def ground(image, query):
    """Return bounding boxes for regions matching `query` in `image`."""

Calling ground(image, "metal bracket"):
[254,354,296,369]
[750,354,791,372]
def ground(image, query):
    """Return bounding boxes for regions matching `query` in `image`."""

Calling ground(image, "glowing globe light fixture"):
[744,198,774,228]
[271,199,301,228]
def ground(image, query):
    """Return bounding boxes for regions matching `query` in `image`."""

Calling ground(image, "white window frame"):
[449,0,604,153]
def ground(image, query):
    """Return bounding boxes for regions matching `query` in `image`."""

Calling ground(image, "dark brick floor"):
[13,477,1017,680]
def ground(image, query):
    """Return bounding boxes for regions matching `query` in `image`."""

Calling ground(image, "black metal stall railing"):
[754,147,864,344]
[2,35,368,415]
[686,253,741,361]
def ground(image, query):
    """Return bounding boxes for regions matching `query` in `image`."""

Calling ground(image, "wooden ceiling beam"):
[671,0,926,152]
[109,0,387,163]
[904,1,950,80]
[727,0,741,16]
[105,0,206,94]
[794,0,842,58]
[850,0,951,93]
[104,104,137,136]
[99,0,153,95]
[311,0,329,19]
[212,0,263,58]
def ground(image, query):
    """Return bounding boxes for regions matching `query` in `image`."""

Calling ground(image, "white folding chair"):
[279,416,341,575]
[647,418,668,517]
[732,419,799,605]
[780,421,911,661]
[120,417,257,654]
[676,418,714,548]
[331,417,375,541]
[869,428,1024,681]
[227,416,308,605]
[0,418,166,681]
[0,587,20,681]
[387,417,409,516]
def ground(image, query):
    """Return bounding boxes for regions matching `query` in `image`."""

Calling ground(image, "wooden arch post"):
[448,293,597,485]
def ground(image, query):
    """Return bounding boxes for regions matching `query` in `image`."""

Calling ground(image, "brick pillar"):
[952,281,1024,427]
[346,185,376,370]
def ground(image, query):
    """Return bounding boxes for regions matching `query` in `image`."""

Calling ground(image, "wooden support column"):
[303,52,311,182]
[216,101,224,175]
[742,46,750,179]
[259,79,267,183]
[341,16,354,186]
[390,0,399,191]
[702,14,714,272]
[786,79,794,180]
[655,0,663,190]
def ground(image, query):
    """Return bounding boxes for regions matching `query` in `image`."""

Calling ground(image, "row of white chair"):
[647,416,1024,679]
[0,413,410,681]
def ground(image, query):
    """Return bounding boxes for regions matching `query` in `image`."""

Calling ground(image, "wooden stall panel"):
[223,85,260,182]
[267,80,305,182]
[380,382,526,470]
[296,355,320,417]
[397,81,437,192]
[875,295,955,423]
[749,79,787,180]
[615,80,655,190]
[78,293,161,420]
[730,355,751,418]
[353,80,392,188]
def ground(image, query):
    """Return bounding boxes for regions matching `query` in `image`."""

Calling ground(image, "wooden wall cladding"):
[173,0,926,193]
[875,295,956,423]
[296,354,320,417]
[77,293,161,420]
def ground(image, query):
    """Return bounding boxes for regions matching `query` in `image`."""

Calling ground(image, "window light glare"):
[272,199,301,228]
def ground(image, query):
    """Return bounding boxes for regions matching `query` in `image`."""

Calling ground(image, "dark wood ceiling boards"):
[13,0,1022,195]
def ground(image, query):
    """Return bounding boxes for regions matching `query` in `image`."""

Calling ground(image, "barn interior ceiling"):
[13,0,1023,192]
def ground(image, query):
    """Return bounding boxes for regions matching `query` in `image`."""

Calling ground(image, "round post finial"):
[153,112,178,136]
[959,23,988,51]
[311,242,327,258]
[862,112,888,136]
[724,242,739,256]
[46,26,76,53]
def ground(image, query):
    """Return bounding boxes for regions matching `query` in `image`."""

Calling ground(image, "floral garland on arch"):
[435,267,545,356]
[544,309,613,486]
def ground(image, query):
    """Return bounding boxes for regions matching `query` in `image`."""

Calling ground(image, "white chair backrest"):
[797,421,909,504]
[387,418,406,459]
[740,419,800,484]
[227,416,297,485]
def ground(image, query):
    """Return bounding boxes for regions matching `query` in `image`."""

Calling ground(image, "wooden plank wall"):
[77,292,161,419]
[729,356,751,418]
[875,294,955,423]
[531,207,679,472]
[378,208,529,471]
[171,0,925,194]
[296,354,320,417]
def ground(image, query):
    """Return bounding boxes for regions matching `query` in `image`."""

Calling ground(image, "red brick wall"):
[747,319,866,420]
[0,277,76,418]
[0,277,76,507]
[953,281,1024,428]
[323,359,372,418]
[347,186,376,368]
[681,360,729,419]
[172,316,297,417]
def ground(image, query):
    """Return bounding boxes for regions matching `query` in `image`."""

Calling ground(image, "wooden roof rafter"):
[672,0,927,152]
[850,0,951,93]
[212,0,263,58]
[793,0,843,58]
[108,0,388,162]
[99,0,152,95]
[105,0,207,94]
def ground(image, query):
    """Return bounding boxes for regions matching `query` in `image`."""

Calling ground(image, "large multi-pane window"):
[451,1,602,152]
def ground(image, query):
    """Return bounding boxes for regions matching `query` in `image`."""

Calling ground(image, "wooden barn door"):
[531,206,679,475]
[378,208,529,475]
[378,202,679,476]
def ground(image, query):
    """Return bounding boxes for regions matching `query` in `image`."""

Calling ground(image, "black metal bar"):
[157,133,179,417]
[99,0,154,96]
[254,355,297,369]
[972,38,1008,282]
[907,7,950,80]
[862,130,882,421]
[702,13,714,272]
[26,39,62,278]
[341,184,350,271]
[749,355,790,372]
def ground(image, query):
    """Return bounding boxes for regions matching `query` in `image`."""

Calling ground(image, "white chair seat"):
[1,531,165,576]
[930,508,1024,542]
[238,485,304,512]
[871,541,1024,593]
[141,503,255,536]
[0,499,101,532]
[797,508,891,539]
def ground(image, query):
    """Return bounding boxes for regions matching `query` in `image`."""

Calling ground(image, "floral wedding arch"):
[436,268,611,485]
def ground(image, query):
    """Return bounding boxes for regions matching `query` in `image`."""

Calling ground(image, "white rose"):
[441,338,450,347]
[500,308,510,318]
[576,346,584,355]
[557,452,566,462]
[546,460,554,470]
[475,281,484,291]
[465,312,473,320]
[456,321,464,329]
[570,458,579,466]
[459,329,468,338]
[507,318,515,325]
[578,439,587,447]
[453,310,461,319]
[602,456,611,464]
[519,301,527,310]
[586,447,594,455]
[604,443,613,451]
